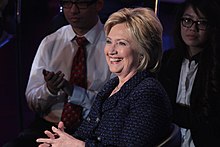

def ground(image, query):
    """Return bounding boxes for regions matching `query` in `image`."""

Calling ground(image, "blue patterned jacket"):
[74,70,172,147]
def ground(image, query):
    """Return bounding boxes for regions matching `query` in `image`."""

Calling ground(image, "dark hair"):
[173,0,220,51]
[173,0,220,115]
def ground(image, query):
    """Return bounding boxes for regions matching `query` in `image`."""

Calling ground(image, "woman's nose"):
[190,23,199,32]
[108,45,117,55]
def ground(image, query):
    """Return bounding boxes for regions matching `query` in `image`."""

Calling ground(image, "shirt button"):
[96,117,100,122]
[86,117,91,122]
[97,136,101,141]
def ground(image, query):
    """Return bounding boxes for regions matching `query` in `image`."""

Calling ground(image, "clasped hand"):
[36,122,85,147]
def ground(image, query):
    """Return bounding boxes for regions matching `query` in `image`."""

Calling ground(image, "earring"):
[139,55,144,63]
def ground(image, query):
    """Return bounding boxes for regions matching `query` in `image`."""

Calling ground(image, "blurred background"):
[0,0,184,145]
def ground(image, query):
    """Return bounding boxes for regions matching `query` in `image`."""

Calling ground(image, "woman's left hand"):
[36,125,85,147]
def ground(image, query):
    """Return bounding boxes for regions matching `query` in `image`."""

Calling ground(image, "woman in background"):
[158,0,220,146]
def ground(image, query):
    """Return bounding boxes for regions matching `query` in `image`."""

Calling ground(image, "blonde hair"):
[104,7,163,72]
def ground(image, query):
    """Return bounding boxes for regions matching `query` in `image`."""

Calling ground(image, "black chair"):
[156,123,181,147]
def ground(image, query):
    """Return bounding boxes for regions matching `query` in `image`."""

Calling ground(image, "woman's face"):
[104,23,140,77]
[181,5,209,49]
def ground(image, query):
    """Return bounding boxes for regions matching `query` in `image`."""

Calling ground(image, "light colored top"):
[176,58,198,147]
[25,19,111,123]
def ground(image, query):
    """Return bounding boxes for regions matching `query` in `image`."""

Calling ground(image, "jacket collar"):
[97,70,154,112]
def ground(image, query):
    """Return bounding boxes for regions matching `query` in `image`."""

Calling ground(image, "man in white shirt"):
[3,0,111,146]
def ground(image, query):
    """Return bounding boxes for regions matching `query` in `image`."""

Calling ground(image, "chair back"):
[156,123,181,147]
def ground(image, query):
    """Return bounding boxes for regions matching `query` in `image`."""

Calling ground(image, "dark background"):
[0,0,183,145]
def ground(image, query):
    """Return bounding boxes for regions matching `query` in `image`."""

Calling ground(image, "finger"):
[55,71,62,75]
[38,143,51,147]
[52,126,74,138]
[44,71,55,82]
[36,138,53,144]
[52,126,63,137]
[49,72,62,85]
[53,71,62,80]
[42,69,49,76]
[58,121,65,131]
[56,78,66,89]
[54,73,65,87]
[44,130,56,139]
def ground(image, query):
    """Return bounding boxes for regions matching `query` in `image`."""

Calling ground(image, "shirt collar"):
[185,51,201,64]
[68,18,103,44]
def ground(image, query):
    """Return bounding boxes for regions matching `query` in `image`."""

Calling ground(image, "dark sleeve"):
[118,79,172,146]
[208,30,220,132]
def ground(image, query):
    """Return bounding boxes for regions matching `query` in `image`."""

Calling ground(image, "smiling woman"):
[104,23,140,80]
[36,7,178,147]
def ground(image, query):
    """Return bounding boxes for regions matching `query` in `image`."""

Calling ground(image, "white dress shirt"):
[25,19,111,123]
[176,58,198,147]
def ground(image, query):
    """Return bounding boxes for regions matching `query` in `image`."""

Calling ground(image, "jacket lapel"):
[100,70,152,112]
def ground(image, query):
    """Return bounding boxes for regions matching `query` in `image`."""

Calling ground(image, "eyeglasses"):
[181,17,209,31]
[60,0,97,9]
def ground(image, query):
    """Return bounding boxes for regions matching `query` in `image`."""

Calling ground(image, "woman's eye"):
[118,42,126,46]
[184,18,192,23]
[106,39,112,44]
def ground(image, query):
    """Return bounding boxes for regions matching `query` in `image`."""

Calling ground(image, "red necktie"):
[61,36,88,132]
